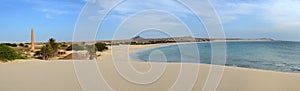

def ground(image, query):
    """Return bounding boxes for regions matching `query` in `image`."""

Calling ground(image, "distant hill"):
[131,36,145,40]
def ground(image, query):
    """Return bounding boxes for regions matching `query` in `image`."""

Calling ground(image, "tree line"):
[35,38,108,60]
[0,38,109,62]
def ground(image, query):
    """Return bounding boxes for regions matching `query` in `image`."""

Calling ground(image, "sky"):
[0,0,300,42]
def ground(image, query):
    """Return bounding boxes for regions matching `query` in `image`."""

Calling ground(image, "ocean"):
[133,41,300,73]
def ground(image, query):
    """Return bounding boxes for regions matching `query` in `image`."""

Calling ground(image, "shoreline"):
[96,44,300,90]
[128,42,300,74]
[1,42,300,90]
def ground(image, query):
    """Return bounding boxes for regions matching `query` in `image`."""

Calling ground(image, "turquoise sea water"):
[133,41,300,73]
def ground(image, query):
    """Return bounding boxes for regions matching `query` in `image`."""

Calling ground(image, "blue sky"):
[1,0,300,42]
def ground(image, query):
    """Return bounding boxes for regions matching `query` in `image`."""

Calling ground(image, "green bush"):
[1,43,18,47]
[66,44,85,51]
[0,45,26,62]
[40,44,53,60]
[61,44,68,48]
[95,43,108,52]
[34,51,41,56]
[19,43,25,47]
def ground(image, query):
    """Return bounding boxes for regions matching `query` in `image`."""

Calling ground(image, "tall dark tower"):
[31,28,35,51]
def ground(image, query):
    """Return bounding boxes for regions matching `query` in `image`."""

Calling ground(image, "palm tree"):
[48,38,59,57]
[40,44,52,60]
[39,38,59,60]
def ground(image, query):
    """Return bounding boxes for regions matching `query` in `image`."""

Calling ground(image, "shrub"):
[19,43,25,47]
[61,44,68,48]
[40,44,53,60]
[95,43,108,52]
[32,38,60,60]
[66,44,84,51]
[1,43,18,47]
[10,43,18,47]
[34,51,41,56]
[0,45,26,62]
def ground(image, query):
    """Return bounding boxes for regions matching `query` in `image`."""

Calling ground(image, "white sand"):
[1,44,300,91]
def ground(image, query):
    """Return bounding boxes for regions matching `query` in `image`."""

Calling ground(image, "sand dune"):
[0,44,300,91]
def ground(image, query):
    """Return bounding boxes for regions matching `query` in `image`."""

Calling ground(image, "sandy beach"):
[1,43,300,91]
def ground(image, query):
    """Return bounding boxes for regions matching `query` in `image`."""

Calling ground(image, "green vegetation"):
[40,44,52,60]
[37,38,60,60]
[1,43,18,47]
[34,51,41,56]
[49,38,59,53]
[66,44,84,51]
[130,40,173,45]
[130,42,148,45]
[95,43,108,52]
[19,43,25,47]
[61,44,68,48]
[0,45,26,62]
[11,44,18,47]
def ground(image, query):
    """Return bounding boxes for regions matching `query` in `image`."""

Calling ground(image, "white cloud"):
[25,0,85,19]
[261,0,300,29]
[209,0,300,40]
[210,0,300,31]
[85,0,300,40]
[40,8,67,15]
[86,0,226,39]
[38,8,69,19]
[95,0,191,17]
[112,11,193,39]
[45,14,54,19]
[212,2,259,23]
